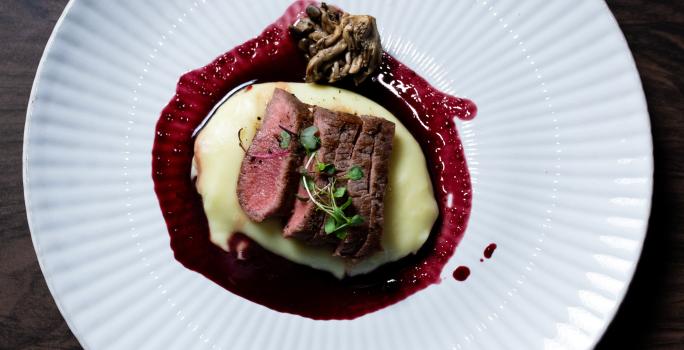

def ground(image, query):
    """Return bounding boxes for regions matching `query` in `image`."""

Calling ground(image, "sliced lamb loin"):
[332,112,363,173]
[356,119,395,257]
[308,109,363,245]
[333,116,377,256]
[237,88,311,222]
[237,88,394,258]
[335,116,395,258]
[283,183,324,241]
[283,107,362,244]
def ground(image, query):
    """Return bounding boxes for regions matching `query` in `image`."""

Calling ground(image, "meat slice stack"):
[283,107,361,245]
[336,115,394,257]
[237,89,311,222]
[237,88,395,258]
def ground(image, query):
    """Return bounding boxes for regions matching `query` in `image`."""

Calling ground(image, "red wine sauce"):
[452,266,471,281]
[152,0,476,320]
[484,243,497,259]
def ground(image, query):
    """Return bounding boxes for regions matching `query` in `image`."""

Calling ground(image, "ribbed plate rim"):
[21,1,654,349]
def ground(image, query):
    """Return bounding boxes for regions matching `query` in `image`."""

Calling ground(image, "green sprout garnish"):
[299,125,320,154]
[333,186,346,198]
[316,161,336,175]
[301,153,364,238]
[278,130,291,149]
[345,165,364,180]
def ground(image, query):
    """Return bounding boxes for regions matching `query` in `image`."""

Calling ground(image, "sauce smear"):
[452,266,471,281]
[484,243,497,259]
[152,1,476,320]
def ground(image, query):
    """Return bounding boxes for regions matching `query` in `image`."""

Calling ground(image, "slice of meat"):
[283,183,324,240]
[239,92,395,258]
[237,88,311,222]
[333,116,377,256]
[308,109,362,245]
[333,112,363,173]
[356,118,395,257]
[335,116,395,258]
[283,107,362,243]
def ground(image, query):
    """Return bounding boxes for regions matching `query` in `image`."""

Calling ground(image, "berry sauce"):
[152,1,476,319]
[452,266,471,281]
[484,243,497,259]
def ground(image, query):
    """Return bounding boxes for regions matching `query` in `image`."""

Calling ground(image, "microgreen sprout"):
[301,153,364,239]
[345,165,364,180]
[278,130,291,149]
[316,161,336,175]
[299,125,320,154]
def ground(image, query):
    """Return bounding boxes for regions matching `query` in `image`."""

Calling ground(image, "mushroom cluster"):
[290,3,382,85]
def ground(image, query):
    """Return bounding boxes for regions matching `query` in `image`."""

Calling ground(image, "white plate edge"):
[22,1,93,349]
[20,1,655,349]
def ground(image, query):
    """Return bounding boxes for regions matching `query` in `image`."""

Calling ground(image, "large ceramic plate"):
[24,0,652,349]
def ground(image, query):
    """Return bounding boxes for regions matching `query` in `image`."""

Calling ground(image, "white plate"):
[24,0,652,349]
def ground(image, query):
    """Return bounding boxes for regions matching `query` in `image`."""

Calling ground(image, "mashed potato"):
[194,82,438,278]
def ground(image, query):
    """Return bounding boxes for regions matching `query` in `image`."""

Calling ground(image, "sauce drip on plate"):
[484,243,497,259]
[452,266,471,282]
[152,1,476,320]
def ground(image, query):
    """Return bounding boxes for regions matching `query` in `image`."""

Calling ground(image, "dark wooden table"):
[0,1,681,349]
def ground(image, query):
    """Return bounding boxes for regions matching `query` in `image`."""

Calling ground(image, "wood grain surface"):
[0,1,681,349]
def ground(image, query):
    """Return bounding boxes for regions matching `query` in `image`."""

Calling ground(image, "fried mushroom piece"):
[290,3,382,85]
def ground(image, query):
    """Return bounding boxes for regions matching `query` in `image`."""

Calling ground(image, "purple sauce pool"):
[152,0,476,319]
